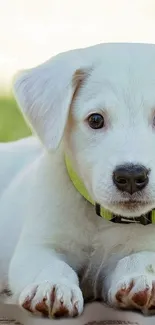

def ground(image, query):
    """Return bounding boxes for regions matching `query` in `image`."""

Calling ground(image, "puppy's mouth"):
[115,200,149,209]
[109,199,154,216]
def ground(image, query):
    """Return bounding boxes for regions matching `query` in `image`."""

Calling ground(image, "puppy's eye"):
[87,113,105,129]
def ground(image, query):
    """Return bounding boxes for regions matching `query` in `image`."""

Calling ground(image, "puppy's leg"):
[106,251,155,315]
[9,245,83,318]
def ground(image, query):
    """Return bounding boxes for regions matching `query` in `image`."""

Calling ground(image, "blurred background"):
[1,0,155,142]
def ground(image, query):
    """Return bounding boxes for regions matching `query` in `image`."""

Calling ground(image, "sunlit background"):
[1,0,155,141]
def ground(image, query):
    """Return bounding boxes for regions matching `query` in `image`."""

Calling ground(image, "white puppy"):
[1,43,155,317]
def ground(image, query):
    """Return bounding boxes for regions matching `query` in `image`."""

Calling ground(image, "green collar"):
[65,155,155,225]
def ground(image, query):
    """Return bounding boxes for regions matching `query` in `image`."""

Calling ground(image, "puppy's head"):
[13,43,155,217]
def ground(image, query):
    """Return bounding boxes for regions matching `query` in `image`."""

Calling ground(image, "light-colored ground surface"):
[0,302,155,325]
[1,0,155,93]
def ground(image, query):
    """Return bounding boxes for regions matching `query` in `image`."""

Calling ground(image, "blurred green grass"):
[0,96,31,142]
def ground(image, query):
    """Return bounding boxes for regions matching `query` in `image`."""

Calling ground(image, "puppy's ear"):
[13,51,89,150]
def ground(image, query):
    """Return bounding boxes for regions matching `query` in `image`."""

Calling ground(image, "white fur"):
[1,43,155,317]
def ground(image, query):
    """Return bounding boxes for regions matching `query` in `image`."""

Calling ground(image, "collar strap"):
[65,155,155,225]
[95,203,155,225]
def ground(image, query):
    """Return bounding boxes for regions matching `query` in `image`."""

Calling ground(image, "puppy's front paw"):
[19,280,84,318]
[108,274,155,315]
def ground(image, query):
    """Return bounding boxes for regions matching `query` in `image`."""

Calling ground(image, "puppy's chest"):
[91,223,155,258]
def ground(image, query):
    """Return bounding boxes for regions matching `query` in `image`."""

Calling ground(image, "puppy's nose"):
[113,164,149,194]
